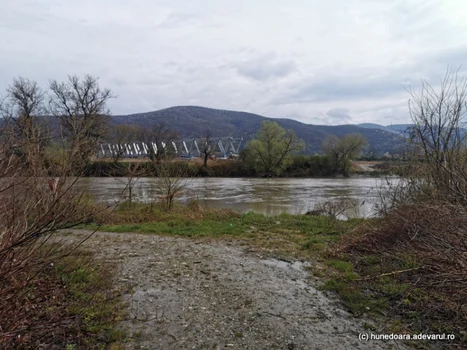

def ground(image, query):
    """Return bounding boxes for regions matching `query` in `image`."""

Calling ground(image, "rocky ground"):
[68,230,406,350]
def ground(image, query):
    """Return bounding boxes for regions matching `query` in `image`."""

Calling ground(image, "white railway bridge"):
[97,137,244,159]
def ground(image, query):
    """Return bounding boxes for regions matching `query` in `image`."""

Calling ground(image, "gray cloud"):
[326,108,353,124]
[274,45,467,108]
[283,73,404,104]
[158,12,203,29]
[233,58,297,81]
[1,0,467,125]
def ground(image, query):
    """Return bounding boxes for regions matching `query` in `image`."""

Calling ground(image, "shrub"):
[337,201,467,344]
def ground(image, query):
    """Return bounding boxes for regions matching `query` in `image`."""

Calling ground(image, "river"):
[79,177,398,218]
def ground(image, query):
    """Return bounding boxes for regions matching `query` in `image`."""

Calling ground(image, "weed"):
[96,203,358,260]
[320,277,387,316]
[0,246,125,348]
[325,259,354,273]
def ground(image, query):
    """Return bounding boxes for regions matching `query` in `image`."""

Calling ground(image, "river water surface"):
[80,177,398,218]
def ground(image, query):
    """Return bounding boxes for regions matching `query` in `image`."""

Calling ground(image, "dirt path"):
[70,230,405,350]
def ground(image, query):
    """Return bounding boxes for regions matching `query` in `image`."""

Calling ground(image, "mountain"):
[112,106,405,156]
[113,106,264,139]
[386,124,413,134]
[357,123,399,134]
[358,123,414,135]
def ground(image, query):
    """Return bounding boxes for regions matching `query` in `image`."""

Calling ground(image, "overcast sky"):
[1,0,467,125]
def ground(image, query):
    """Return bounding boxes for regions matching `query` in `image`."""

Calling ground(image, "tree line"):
[94,120,368,178]
[1,75,368,177]
[240,120,367,177]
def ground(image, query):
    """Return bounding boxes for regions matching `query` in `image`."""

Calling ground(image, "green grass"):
[0,245,125,349]
[86,200,466,348]
[104,218,243,237]
[98,202,378,316]
[55,251,126,348]
[326,259,355,273]
[321,277,389,316]
[96,202,419,322]
[95,203,362,259]
[99,202,404,321]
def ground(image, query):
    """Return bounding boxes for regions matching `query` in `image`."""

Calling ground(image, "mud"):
[69,230,405,350]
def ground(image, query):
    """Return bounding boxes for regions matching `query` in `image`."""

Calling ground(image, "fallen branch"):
[357,267,425,281]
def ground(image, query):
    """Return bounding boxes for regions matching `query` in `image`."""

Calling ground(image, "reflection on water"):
[79,177,399,218]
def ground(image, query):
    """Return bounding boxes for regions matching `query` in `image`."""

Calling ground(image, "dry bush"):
[153,162,191,210]
[119,161,149,205]
[0,76,113,345]
[308,197,359,220]
[407,68,467,206]
[0,174,101,344]
[0,246,122,349]
[338,201,467,335]
[336,70,467,344]
[0,133,99,285]
[103,200,240,225]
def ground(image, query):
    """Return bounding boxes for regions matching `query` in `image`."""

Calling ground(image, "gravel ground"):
[69,230,406,350]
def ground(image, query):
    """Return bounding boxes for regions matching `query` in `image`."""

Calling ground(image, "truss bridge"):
[98,137,244,159]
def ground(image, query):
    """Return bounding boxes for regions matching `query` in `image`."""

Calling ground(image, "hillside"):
[112,106,405,156]
[358,123,413,135]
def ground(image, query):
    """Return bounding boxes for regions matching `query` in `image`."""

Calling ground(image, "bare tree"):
[0,120,104,343]
[199,129,216,168]
[119,162,149,205]
[108,124,140,163]
[49,75,114,171]
[2,78,47,170]
[154,162,189,210]
[407,67,467,204]
[6,78,45,129]
[0,75,119,346]
[139,123,179,163]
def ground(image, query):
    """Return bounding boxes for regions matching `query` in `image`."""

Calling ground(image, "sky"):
[1,0,467,125]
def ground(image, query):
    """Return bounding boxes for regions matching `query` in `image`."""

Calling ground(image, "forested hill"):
[112,106,405,156]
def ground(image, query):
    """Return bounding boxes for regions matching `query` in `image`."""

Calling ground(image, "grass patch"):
[90,200,467,347]
[321,277,388,316]
[328,203,467,348]
[326,259,354,273]
[95,202,360,259]
[318,257,388,316]
[56,252,126,346]
[0,247,125,349]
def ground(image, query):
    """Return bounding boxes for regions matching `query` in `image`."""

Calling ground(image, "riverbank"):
[84,158,405,178]
[65,228,404,350]
[82,202,464,349]
[94,202,361,259]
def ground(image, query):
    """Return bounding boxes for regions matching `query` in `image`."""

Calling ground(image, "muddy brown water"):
[79,177,399,217]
